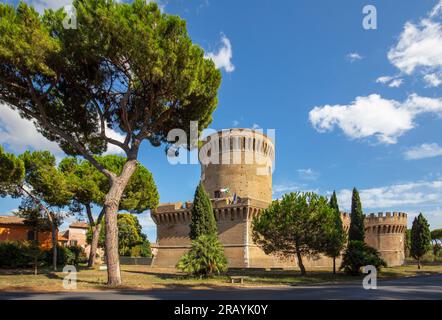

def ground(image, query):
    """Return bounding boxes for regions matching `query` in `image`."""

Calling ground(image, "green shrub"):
[0,241,34,268]
[129,242,151,257]
[0,242,88,269]
[432,244,441,258]
[340,240,387,275]
[67,245,87,265]
[177,234,227,278]
[44,246,76,266]
[437,247,442,260]
[420,251,435,263]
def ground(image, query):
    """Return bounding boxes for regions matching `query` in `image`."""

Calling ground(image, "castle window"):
[214,190,221,198]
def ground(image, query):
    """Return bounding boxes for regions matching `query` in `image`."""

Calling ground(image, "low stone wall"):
[119,256,153,265]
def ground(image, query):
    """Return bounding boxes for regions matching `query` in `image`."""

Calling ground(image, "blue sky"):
[1,0,442,242]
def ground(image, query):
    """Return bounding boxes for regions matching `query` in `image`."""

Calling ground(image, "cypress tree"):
[189,182,217,239]
[349,187,365,241]
[329,191,340,213]
[325,191,346,274]
[410,213,432,269]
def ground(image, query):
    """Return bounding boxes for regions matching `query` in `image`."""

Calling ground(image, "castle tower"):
[152,129,279,268]
[199,129,274,203]
[364,212,408,266]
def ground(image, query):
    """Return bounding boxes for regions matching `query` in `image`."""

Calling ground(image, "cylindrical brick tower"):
[199,129,274,203]
[364,212,408,267]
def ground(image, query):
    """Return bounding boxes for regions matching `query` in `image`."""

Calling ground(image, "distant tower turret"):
[364,212,408,266]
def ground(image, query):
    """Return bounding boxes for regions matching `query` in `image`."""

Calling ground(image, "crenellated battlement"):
[364,212,408,235]
[338,211,407,235]
[200,128,275,160]
[364,212,408,224]
[151,197,269,225]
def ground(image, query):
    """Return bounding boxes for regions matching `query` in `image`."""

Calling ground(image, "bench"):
[229,276,249,284]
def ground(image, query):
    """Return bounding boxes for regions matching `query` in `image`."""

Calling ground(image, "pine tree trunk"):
[104,159,138,286]
[87,208,104,268]
[50,217,57,271]
[104,203,120,285]
[333,257,336,275]
[88,223,102,267]
[34,230,39,275]
[418,257,421,269]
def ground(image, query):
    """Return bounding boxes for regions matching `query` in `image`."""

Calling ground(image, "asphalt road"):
[1,274,441,300]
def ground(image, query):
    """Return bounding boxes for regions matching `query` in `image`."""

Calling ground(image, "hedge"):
[0,241,87,268]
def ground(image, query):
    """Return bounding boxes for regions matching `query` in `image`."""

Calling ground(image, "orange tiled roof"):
[0,216,26,225]
[69,221,89,229]
[57,234,69,241]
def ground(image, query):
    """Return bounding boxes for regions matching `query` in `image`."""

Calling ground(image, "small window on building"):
[27,230,35,241]
[214,190,221,198]
[69,240,78,247]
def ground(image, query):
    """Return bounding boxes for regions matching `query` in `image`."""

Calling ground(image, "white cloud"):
[423,72,442,87]
[26,0,72,12]
[272,183,301,196]
[376,76,394,84]
[102,125,126,155]
[388,78,403,88]
[407,208,442,229]
[0,210,18,216]
[136,211,156,229]
[272,183,320,200]
[430,0,442,18]
[24,0,164,14]
[232,120,240,127]
[297,168,320,181]
[309,93,442,144]
[0,104,63,155]
[272,184,315,200]
[205,34,235,73]
[376,75,403,87]
[135,211,157,242]
[337,179,442,210]
[337,180,442,228]
[0,103,125,156]
[388,19,442,74]
[387,1,442,85]
[404,143,442,160]
[346,52,363,62]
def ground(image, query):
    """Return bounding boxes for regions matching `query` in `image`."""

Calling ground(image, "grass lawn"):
[0,264,441,292]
